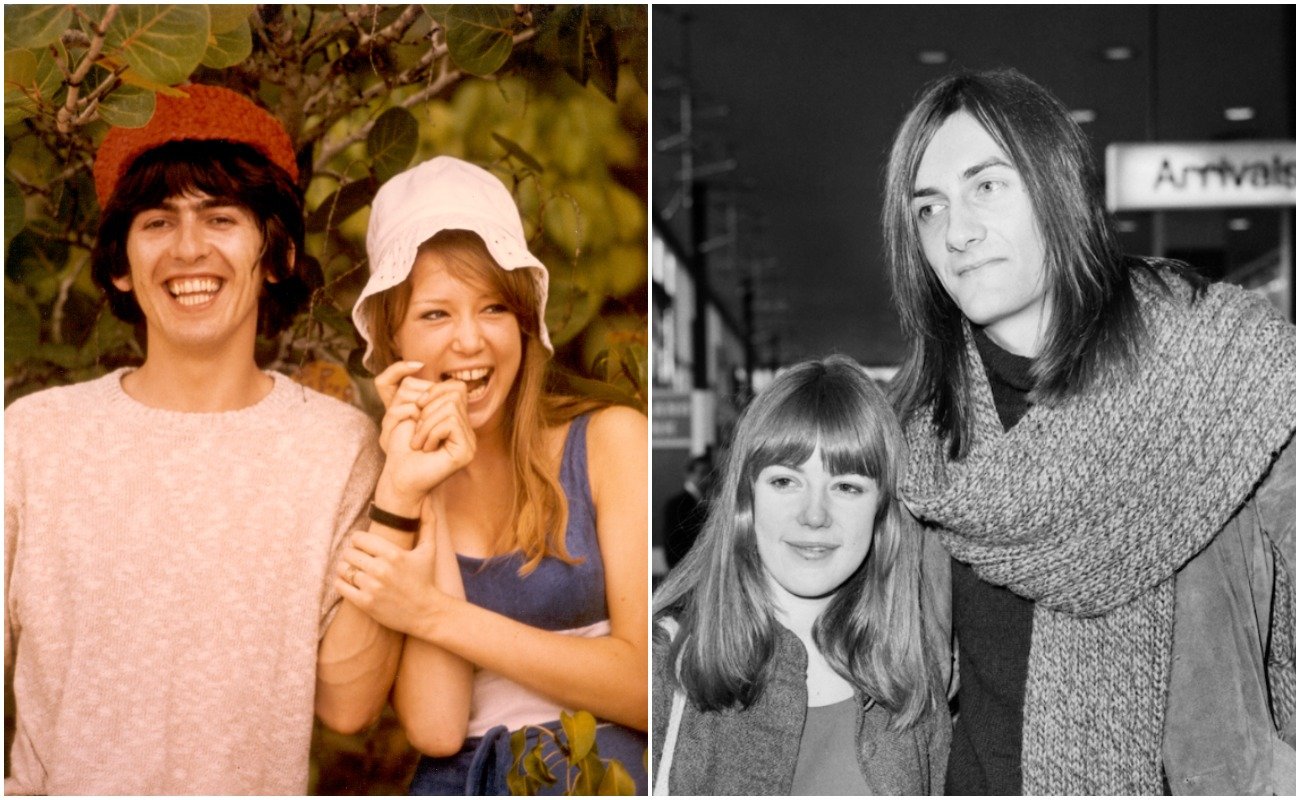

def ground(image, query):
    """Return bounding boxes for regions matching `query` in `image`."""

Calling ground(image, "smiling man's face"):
[117,191,266,358]
[912,111,1051,357]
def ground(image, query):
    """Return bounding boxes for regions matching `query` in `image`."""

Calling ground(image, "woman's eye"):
[419,310,449,321]
[483,303,510,314]
[834,482,865,495]
[767,476,796,489]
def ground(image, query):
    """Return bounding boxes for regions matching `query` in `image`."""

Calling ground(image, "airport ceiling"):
[651,5,1295,366]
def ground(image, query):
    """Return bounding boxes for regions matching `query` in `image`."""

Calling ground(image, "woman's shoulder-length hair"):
[882,68,1162,459]
[366,229,612,573]
[653,355,942,730]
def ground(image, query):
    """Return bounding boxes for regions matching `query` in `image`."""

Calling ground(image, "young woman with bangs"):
[651,355,950,795]
[325,156,648,795]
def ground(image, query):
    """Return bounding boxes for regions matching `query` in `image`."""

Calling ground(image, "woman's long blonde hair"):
[368,229,604,572]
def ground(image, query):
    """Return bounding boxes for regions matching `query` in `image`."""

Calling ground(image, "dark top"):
[792,696,876,795]
[945,327,1037,795]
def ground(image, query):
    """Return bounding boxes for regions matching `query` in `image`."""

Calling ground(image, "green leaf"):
[306,176,377,232]
[4,43,65,124]
[311,302,353,336]
[4,49,37,88]
[572,751,606,796]
[561,710,597,762]
[551,6,590,86]
[37,342,82,369]
[596,758,637,796]
[60,288,100,348]
[200,19,252,69]
[444,5,513,77]
[509,727,528,766]
[422,4,452,25]
[5,280,41,371]
[95,80,156,128]
[522,748,554,785]
[207,4,254,34]
[586,21,618,102]
[4,5,73,50]
[545,277,601,348]
[367,107,418,184]
[504,768,527,796]
[4,176,25,251]
[104,5,211,86]
[3,50,38,124]
[491,133,544,174]
[85,306,137,360]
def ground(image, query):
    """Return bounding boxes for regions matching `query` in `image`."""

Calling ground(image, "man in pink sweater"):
[4,86,409,794]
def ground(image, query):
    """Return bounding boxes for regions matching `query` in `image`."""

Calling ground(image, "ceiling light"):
[1114,219,1139,233]
[1227,217,1251,231]
[917,50,948,65]
[1070,109,1097,124]
[1224,106,1256,122]
[1102,46,1135,61]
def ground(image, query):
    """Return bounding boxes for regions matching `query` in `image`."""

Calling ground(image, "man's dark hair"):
[882,68,1178,459]
[91,139,321,338]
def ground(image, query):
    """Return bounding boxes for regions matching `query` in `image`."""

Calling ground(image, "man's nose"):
[172,218,210,262]
[945,201,986,252]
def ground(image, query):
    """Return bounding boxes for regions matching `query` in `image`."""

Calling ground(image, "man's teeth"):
[167,277,221,305]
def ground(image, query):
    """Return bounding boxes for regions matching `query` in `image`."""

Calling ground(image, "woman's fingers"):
[410,393,468,451]
[373,361,427,407]
[410,383,471,451]
[379,402,422,452]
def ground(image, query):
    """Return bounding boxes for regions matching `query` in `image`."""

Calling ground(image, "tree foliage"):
[3,4,648,412]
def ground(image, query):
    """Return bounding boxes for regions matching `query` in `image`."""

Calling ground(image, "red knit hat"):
[93,84,298,207]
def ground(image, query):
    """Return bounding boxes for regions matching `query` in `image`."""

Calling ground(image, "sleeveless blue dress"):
[408,415,648,795]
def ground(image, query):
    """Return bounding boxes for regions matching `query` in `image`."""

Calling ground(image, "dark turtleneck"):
[944,326,1037,796]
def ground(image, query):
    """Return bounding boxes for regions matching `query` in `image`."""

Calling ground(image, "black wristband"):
[369,503,420,533]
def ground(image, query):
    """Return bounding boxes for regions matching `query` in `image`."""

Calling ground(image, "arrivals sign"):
[1105,141,1295,211]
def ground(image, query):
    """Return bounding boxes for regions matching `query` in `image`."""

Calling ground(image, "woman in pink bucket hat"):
[334,156,648,794]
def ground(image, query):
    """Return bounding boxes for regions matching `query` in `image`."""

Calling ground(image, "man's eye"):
[916,202,944,221]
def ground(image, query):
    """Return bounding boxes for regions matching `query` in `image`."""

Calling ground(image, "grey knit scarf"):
[902,272,1296,794]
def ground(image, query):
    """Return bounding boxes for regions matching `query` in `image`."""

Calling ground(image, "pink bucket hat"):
[352,156,553,373]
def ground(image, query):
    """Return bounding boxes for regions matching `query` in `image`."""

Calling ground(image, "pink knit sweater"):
[4,369,382,794]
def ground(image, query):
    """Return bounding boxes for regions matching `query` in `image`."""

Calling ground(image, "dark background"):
[652,5,1296,366]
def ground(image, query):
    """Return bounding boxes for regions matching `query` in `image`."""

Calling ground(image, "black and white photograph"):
[650,5,1295,796]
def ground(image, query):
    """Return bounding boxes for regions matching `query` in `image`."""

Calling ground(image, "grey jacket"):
[651,624,950,795]
[1163,436,1295,795]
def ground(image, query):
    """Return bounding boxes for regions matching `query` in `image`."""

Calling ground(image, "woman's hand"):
[335,505,447,636]
[375,372,476,512]
[374,361,431,411]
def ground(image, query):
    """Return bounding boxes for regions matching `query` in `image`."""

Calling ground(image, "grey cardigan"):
[651,623,950,795]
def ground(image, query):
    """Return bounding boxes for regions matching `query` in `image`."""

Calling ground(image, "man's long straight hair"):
[883,69,1152,459]
[653,356,941,730]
